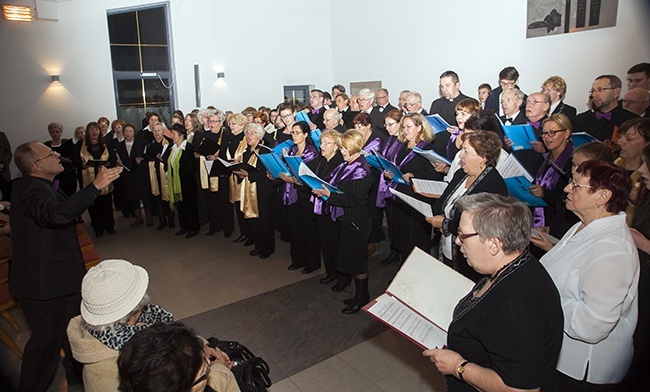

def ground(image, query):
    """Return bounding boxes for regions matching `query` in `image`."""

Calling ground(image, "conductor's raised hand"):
[93,166,123,190]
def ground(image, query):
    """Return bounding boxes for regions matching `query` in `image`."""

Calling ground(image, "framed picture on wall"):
[526,0,618,38]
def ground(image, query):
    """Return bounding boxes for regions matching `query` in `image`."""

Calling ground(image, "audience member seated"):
[117,322,239,392]
[67,259,174,392]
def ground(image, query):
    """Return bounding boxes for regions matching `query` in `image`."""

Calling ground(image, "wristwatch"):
[457,361,470,381]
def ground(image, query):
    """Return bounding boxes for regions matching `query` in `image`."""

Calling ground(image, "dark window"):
[107,4,174,127]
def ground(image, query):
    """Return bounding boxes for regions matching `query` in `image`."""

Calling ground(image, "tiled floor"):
[0,211,445,391]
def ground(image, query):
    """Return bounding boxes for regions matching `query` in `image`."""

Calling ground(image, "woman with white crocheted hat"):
[66,259,238,392]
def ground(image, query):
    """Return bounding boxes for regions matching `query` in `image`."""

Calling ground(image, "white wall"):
[330,0,650,112]
[0,0,648,178]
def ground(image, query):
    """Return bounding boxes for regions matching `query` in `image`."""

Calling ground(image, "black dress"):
[390,142,441,256]
[326,155,373,275]
[433,167,508,282]
[72,141,116,236]
[163,144,199,232]
[45,139,77,197]
[446,251,563,392]
[310,152,345,276]
[240,145,275,255]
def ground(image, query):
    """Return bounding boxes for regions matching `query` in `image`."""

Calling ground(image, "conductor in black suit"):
[10,141,122,392]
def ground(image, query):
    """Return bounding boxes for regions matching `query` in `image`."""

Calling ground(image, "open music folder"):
[362,247,474,349]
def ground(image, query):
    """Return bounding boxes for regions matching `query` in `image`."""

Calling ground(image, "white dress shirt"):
[540,213,639,384]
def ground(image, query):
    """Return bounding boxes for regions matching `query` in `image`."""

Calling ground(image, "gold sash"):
[80,140,113,195]
[229,138,248,203]
[240,148,260,218]
[148,161,169,201]
[200,131,224,192]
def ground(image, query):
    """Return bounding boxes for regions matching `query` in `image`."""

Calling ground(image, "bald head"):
[623,88,650,116]
[323,108,342,131]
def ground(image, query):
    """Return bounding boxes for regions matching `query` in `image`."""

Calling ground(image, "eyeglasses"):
[457,231,479,244]
[208,119,221,124]
[541,129,566,137]
[357,97,371,103]
[376,95,388,100]
[280,113,293,119]
[499,80,516,88]
[569,178,593,190]
[34,151,58,163]
[589,87,616,94]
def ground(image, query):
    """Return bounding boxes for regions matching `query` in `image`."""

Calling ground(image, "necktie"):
[595,111,612,121]
[505,117,514,123]
[311,109,319,114]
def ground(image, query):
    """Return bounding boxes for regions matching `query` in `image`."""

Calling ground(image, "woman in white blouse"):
[532,159,639,390]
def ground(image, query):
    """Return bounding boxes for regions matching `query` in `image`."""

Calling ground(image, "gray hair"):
[83,293,151,334]
[359,88,375,101]
[407,91,423,103]
[47,122,63,132]
[245,123,265,139]
[206,108,225,121]
[503,88,525,101]
[324,108,341,121]
[456,193,531,254]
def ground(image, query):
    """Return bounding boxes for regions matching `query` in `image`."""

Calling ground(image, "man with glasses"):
[323,108,345,133]
[484,66,527,116]
[429,70,471,126]
[575,75,639,141]
[375,88,397,114]
[358,88,387,136]
[623,88,650,117]
[405,91,428,116]
[307,89,326,130]
[10,141,122,392]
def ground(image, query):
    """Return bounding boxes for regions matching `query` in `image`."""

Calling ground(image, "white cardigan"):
[540,212,639,384]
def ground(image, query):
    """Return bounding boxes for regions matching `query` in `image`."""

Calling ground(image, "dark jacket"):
[10,176,101,300]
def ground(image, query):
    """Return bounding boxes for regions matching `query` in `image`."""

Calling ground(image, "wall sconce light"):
[217,72,225,79]
[51,75,60,83]
[2,5,34,22]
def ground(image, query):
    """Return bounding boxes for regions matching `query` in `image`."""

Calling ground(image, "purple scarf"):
[362,135,383,154]
[532,142,573,227]
[376,140,429,207]
[329,156,371,221]
[283,144,319,205]
[311,159,346,215]
[375,136,405,207]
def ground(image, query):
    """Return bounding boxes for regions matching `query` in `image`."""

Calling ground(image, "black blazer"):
[434,167,508,238]
[552,101,577,128]
[162,145,199,199]
[115,139,146,172]
[10,176,101,300]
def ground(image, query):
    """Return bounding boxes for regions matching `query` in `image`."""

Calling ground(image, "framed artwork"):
[527,0,618,38]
